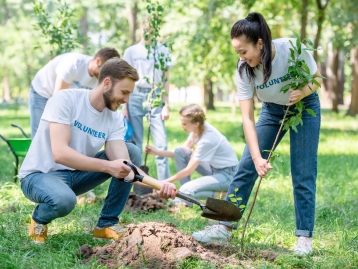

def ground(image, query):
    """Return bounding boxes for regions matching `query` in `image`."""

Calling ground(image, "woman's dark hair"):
[230,12,272,84]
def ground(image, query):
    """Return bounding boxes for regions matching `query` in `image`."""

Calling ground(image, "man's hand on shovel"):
[155,181,177,200]
[122,161,177,200]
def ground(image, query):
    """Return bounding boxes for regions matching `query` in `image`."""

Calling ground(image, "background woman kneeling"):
[146,104,239,205]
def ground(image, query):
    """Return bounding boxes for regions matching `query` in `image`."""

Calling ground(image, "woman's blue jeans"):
[220,92,321,238]
[20,143,141,228]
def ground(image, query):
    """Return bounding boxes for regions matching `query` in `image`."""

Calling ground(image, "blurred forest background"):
[0,0,357,115]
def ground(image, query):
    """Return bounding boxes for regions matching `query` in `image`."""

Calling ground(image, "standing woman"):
[146,104,239,205]
[192,12,322,256]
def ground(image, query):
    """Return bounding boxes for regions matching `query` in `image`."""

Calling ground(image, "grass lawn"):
[0,102,357,268]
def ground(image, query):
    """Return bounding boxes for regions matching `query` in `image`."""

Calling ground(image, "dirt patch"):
[0,205,17,213]
[125,192,184,213]
[78,222,279,268]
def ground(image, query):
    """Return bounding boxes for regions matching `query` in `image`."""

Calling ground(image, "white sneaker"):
[294,236,312,256]
[192,225,231,243]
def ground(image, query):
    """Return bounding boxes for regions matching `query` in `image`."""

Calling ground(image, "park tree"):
[168,0,240,110]
[327,0,358,116]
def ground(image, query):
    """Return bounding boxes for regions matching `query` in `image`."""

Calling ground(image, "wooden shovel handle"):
[140,176,179,195]
[141,176,164,190]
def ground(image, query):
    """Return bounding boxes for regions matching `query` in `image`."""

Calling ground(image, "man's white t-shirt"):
[236,38,318,105]
[32,53,98,99]
[122,42,174,90]
[189,122,239,169]
[19,89,124,178]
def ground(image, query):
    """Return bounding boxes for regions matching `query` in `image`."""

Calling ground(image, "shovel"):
[123,161,242,222]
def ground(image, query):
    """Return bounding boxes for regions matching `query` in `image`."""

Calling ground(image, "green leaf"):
[230,198,237,202]
[306,108,316,117]
[293,31,300,40]
[306,38,314,47]
[239,205,246,209]
[301,62,310,74]
[280,84,291,93]
[228,194,235,197]
[234,188,239,192]
[312,79,321,87]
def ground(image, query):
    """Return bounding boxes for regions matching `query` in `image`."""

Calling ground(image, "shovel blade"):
[201,197,242,222]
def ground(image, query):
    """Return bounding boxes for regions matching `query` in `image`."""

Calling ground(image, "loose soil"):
[79,222,279,269]
[125,192,184,213]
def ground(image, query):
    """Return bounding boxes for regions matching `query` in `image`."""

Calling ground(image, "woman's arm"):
[166,158,200,183]
[287,71,322,106]
[240,99,272,178]
[183,135,195,148]
[145,145,174,158]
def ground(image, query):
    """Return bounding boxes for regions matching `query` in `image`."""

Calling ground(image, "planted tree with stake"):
[139,0,172,175]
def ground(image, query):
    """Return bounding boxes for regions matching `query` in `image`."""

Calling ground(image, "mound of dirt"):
[79,222,244,268]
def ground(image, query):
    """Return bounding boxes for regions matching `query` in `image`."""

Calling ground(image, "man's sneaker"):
[93,224,124,240]
[192,225,231,243]
[293,236,313,256]
[29,219,48,243]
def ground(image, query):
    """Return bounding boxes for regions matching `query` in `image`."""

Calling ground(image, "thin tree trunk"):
[314,0,330,61]
[203,75,215,110]
[337,51,345,105]
[79,8,88,50]
[326,43,339,113]
[301,0,308,41]
[3,76,11,102]
[126,0,139,45]
[347,47,358,116]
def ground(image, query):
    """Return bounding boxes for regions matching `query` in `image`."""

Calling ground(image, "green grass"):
[0,102,358,268]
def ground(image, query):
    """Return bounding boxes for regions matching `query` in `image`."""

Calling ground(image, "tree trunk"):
[326,43,339,113]
[79,8,89,50]
[230,89,237,115]
[2,76,11,102]
[203,75,215,110]
[337,50,345,105]
[314,0,330,61]
[347,47,358,116]
[301,0,308,41]
[126,0,139,45]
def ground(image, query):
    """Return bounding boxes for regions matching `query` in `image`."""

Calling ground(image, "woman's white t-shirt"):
[236,38,317,105]
[189,122,238,169]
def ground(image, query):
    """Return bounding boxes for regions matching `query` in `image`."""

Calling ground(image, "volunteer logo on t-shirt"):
[256,72,291,90]
[74,120,106,139]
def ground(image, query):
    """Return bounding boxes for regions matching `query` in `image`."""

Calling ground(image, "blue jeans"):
[20,143,141,228]
[174,147,237,206]
[28,85,48,138]
[220,92,321,238]
[127,87,170,180]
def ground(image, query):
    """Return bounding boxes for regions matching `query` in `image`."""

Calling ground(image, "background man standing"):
[29,47,120,138]
[122,17,173,194]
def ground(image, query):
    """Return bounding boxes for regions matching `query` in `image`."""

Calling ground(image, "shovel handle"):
[141,176,163,190]
[141,176,204,207]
